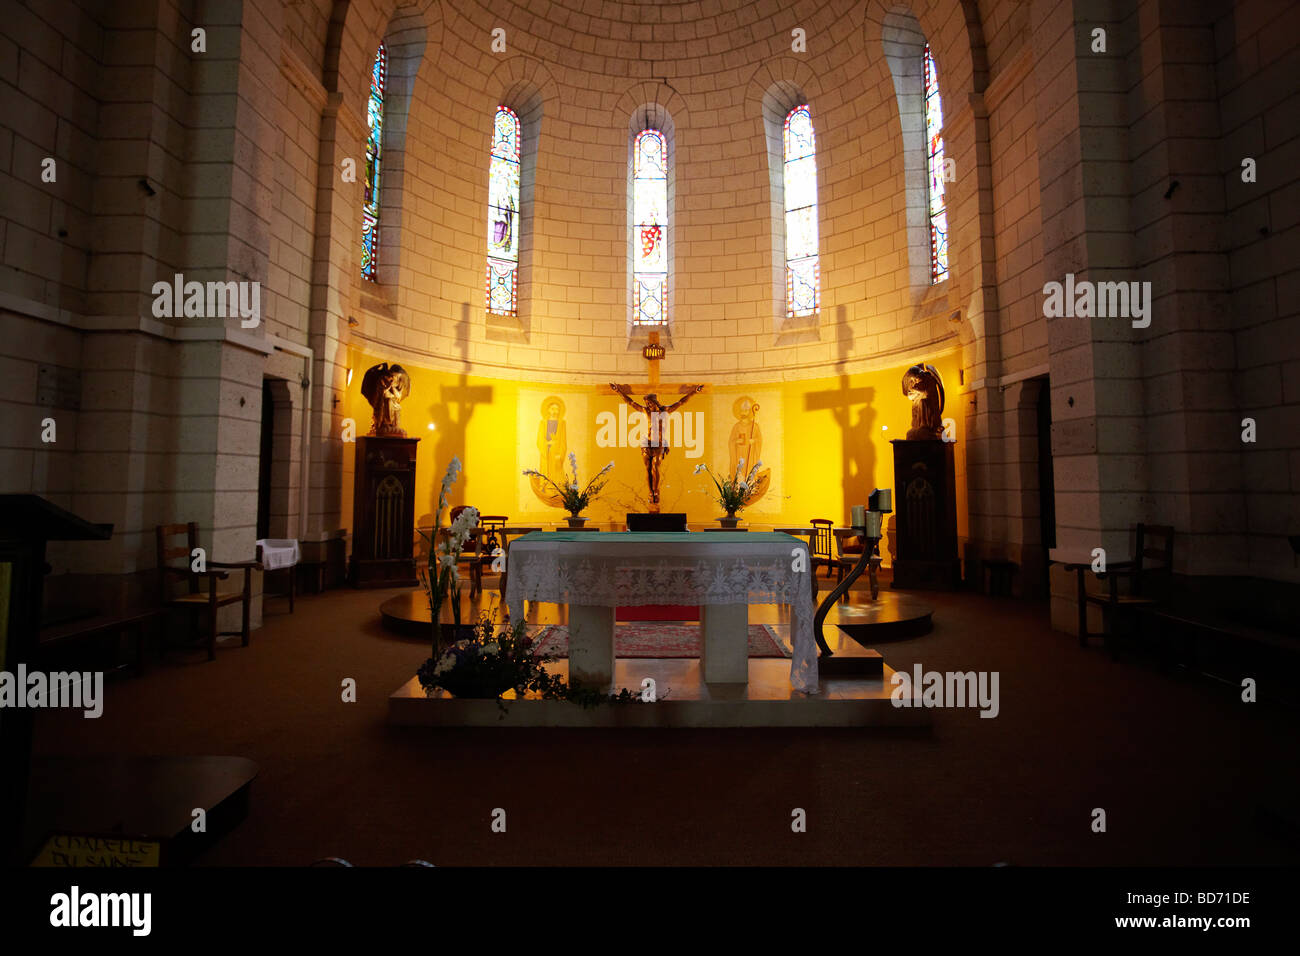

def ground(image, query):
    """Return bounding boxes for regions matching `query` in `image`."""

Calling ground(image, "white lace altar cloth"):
[505,531,818,694]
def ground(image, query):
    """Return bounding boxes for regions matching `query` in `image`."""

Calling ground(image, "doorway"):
[1034,377,1056,596]
[256,379,275,540]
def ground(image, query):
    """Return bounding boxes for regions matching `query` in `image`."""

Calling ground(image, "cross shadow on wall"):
[428,302,493,512]
[803,306,875,519]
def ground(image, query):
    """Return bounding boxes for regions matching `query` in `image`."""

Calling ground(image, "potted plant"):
[522,453,613,528]
[696,458,764,528]
[416,457,479,655]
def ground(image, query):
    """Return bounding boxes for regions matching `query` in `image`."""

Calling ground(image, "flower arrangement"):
[418,612,545,700]
[416,457,478,650]
[417,609,652,710]
[522,453,614,517]
[695,457,765,516]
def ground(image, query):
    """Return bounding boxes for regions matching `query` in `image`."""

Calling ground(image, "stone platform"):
[388,657,927,729]
[826,591,934,643]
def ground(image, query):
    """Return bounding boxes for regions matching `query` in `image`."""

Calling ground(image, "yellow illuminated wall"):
[341,352,968,557]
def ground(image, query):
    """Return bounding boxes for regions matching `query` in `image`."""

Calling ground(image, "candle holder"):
[812,520,882,657]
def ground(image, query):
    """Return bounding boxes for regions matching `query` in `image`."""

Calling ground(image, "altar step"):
[388,658,929,729]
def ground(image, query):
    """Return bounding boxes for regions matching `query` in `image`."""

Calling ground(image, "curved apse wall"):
[346,0,968,386]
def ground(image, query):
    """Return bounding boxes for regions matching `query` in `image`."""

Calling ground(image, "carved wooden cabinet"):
[349,436,420,588]
[890,439,961,589]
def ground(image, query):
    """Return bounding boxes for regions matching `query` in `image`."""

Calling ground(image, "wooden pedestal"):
[349,436,420,588]
[890,439,961,590]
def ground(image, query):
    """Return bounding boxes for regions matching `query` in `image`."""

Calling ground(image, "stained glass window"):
[632,129,668,326]
[783,104,820,318]
[361,43,386,282]
[924,43,949,283]
[486,106,521,315]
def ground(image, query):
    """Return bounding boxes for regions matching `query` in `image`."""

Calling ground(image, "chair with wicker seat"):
[1063,523,1174,655]
[809,519,837,581]
[445,508,510,599]
[156,523,262,661]
[472,515,509,598]
[835,530,883,601]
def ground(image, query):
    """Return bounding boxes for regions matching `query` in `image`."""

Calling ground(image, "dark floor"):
[31,578,1300,866]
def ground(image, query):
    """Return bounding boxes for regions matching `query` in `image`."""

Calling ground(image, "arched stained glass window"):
[924,43,949,283]
[783,105,820,318]
[361,43,386,282]
[486,106,521,315]
[632,129,668,326]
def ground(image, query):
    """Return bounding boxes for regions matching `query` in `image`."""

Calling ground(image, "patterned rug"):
[531,622,790,659]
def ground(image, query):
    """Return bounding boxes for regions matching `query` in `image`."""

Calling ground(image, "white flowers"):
[440,457,462,499]
[693,463,706,475]
[482,642,500,655]
[447,506,480,555]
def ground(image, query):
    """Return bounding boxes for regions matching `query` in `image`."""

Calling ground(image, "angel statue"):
[361,362,412,437]
[901,362,945,440]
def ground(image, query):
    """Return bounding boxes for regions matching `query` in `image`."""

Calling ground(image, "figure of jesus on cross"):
[608,331,707,512]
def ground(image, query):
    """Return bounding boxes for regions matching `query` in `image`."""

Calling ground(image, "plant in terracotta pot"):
[696,458,764,528]
[522,453,613,528]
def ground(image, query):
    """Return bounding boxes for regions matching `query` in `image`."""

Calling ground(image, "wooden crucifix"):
[608,331,708,512]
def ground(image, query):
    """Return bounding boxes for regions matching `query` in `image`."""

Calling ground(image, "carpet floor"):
[29,585,1300,866]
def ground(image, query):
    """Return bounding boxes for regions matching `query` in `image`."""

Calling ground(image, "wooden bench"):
[38,608,168,676]
[1137,590,1299,694]
[981,559,1019,597]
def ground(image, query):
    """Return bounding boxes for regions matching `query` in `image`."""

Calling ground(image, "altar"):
[505,531,818,693]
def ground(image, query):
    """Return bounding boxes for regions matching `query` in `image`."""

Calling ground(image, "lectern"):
[0,495,111,863]
[890,439,961,589]
[349,436,420,588]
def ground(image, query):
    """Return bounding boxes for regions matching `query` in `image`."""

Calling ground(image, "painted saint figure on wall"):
[728,396,771,505]
[537,397,567,480]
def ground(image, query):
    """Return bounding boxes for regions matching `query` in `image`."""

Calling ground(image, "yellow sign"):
[31,834,161,868]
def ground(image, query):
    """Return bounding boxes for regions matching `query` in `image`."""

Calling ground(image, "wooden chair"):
[835,531,883,601]
[1064,523,1174,653]
[471,515,509,598]
[156,523,262,661]
[809,519,837,580]
[444,508,509,599]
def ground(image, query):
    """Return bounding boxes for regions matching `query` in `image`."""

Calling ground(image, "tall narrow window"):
[361,43,386,282]
[632,129,668,326]
[783,105,820,318]
[486,106,521,315]
[924,43,949,283]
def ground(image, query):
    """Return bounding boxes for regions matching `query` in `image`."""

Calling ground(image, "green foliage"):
[417,610,653,714]
[522,456,613,516]
[696,459,764,514]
